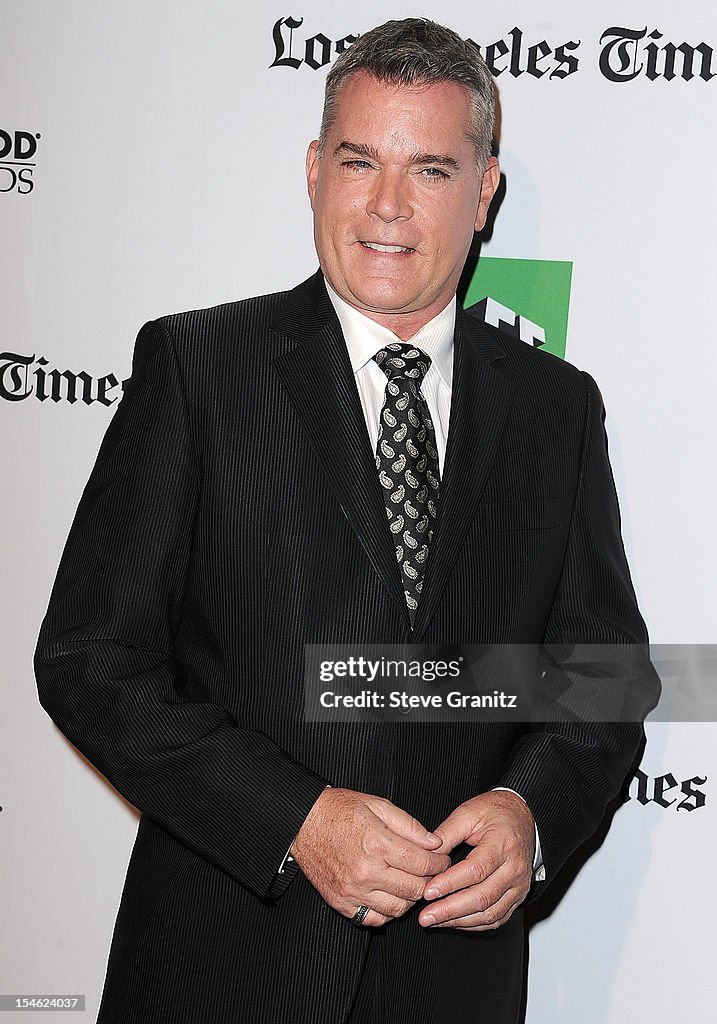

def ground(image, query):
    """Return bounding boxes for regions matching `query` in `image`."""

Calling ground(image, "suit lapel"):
[272,273,411,626]
[411,307,515,639]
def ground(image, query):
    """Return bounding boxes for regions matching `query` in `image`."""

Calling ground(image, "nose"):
[365,169,413,222]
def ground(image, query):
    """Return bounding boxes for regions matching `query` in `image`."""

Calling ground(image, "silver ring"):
[351,904,370,927]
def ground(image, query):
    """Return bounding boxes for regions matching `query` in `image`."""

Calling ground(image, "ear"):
[474,156,501,232]
[305,140,320,209]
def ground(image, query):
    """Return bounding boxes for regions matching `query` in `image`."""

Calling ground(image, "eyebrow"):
[334,141,461,171]
[334,142,381,160]
[410,152,461,170]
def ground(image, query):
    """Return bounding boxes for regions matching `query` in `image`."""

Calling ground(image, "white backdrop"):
[2,2,715,1020]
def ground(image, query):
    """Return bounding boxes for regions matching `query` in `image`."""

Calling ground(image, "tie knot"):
[373,343,431,384]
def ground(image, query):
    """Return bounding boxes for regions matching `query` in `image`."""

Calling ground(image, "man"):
[35,18,658,1024]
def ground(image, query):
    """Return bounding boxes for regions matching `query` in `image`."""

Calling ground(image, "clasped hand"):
[291,788,535,931]
[419,790,535,931]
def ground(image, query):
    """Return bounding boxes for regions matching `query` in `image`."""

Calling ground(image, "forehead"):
[328,71,475,155]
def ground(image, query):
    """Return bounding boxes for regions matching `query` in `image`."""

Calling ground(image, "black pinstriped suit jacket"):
[35,271,658,1023]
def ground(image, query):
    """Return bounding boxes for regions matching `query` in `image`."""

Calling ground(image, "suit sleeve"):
[34,318,330,903]
[496,370,660,892]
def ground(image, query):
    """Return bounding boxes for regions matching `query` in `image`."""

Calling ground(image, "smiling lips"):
[360,241,415,254]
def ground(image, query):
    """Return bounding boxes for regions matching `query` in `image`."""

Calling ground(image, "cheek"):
[443,205,479,256]
[419,202,464,251]
[316,192,352,233]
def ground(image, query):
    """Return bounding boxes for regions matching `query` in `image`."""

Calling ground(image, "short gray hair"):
[318,18,495,167]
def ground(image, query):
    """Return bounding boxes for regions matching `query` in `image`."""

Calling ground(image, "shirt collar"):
[324,278,455,388]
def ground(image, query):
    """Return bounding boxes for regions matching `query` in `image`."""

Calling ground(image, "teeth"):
[362,242,412,253]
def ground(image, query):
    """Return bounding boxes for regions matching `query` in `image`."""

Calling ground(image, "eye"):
[342,159,374,171]
[420,167,449,179]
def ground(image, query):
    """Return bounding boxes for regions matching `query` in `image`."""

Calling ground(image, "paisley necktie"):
[373,343,441,623]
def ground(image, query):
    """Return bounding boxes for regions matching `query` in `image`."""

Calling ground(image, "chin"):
[348,285,414,315]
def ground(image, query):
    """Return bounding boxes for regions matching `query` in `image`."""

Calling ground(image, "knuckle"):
[363,831,383,856]
[481,906,501,926]
[432,853,451,871]
[466,859,484,884]
[472,891,491,914]
[409,879,426,901]
[353,860,371,886]
[404,881,425,900]
[483,917,503,931]
[373,898,404,921]
[389,897,412,918]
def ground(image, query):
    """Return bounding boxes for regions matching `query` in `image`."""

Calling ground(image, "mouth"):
[359,241,415,254]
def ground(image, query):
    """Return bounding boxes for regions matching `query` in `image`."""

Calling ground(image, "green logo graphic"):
[463,257,573,359]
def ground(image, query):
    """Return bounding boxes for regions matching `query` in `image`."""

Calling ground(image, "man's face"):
[306,71,499,339]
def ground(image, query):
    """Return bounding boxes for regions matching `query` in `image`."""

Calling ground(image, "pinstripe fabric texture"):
[34,271,659,1023]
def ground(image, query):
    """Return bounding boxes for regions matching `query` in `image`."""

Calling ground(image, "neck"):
[330,293,456,341]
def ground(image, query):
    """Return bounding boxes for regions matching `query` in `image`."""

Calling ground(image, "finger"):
[345,841,444,901]
[360,819,450,877]
[348,905,391,928]
[430,805,475,853]
[423,847,502,900]
[346,888,415,925]
[362,910,390,928]
[419,867,517,927]
[427,890,524,931]
[369,798,442,849]
[379,832,451,878]
[344,839,447,908]
[339,867,428,921]
[380,867,438,903]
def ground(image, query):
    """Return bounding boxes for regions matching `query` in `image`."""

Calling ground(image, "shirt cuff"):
[277,845,295,875]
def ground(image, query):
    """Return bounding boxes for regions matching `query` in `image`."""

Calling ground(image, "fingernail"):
[427,833,440,842]
[424,887,438,899]
[422,914,436,926]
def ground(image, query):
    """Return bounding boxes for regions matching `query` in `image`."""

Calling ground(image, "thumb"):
[370,798,441,849]
[431,806,474,854]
